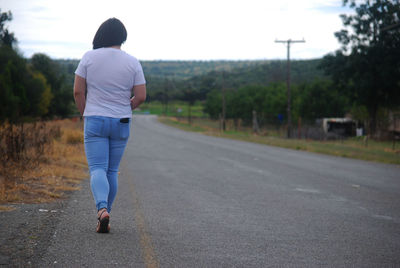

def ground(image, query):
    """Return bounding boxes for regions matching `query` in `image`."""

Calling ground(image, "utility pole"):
[275,38,305,138]
[221,71,226,131]
[163,77,169,116]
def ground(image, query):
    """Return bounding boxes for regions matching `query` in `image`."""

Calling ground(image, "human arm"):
[130,84,146,110]
[73,74,86,116]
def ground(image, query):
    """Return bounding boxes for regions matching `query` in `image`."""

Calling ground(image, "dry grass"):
[0,118,88,204]
[0,205,16,211]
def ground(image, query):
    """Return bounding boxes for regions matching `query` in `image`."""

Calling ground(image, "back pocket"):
[85,117,104,137]
[119,121,130,140]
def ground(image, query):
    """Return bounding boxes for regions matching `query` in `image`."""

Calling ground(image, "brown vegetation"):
[0,118,87,206]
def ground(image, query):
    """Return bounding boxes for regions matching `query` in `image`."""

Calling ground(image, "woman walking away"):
[73,18,146,233]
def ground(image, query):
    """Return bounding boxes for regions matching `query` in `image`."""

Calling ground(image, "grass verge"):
[0,118,87,207]
[134,101,206,117]
[159,116,400,165]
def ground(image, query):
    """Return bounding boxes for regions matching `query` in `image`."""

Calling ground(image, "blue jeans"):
[84,116,130,212]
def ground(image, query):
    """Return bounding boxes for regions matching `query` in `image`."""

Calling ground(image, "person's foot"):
[96,208,110,233]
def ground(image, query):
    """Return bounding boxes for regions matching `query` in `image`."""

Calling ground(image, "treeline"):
[204,80,348,126]
[52,58,326,104]
[142,60,264,80]
[53,59,270,99]
[143,59,341,127]
[0,47,74,122]
[0,10,74,122]
[143,59,325,103]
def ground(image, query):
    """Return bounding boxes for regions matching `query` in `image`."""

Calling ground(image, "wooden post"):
[298,117,302,139]
[221,72,226,132]
[188,102,192,125]
[393,114,397,150]
[252,110,260,134]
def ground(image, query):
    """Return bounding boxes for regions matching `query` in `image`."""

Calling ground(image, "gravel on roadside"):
[0,197,71,267]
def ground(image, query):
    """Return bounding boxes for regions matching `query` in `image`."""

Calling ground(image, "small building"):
[322,118,356,137]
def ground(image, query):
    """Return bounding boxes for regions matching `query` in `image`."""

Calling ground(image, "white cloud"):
[0,0,350,60]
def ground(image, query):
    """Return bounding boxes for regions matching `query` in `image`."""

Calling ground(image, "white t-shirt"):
[75,47,146,118]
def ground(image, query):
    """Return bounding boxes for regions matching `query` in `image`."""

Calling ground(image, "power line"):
[221,71,226,131]
[275,38,305,138]
[381,22,400,32]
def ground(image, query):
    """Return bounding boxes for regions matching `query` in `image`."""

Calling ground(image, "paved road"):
[40,115,400,267]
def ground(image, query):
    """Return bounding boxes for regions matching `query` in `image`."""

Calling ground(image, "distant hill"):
[141,60,265,80]
[188,59,325,87]
[55,59,265,81]
[55,58,326,101]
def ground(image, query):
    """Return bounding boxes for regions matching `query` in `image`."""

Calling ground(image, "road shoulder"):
[0,198,70,266]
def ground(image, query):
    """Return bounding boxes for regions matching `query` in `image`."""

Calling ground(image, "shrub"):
[0,121,60,182]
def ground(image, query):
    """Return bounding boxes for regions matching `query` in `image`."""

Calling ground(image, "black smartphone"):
[120,118,129,123]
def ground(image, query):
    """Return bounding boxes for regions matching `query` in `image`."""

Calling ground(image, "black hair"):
[92,18,127,49]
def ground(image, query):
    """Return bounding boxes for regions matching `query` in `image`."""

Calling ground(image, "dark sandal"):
[96,209,110,233]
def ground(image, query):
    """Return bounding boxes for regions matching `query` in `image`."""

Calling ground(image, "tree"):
[0,45,30,122]
[180,84,201,125]
[204,90,222,120]
[260,83,287,125]
[31,53,73,117]
[295,79,350,122]
[0,9,17,47]
[0,10,57,121]
[26,71,53,117]
[0,10,26,122]
[321,0,400,136]
[0,60,20,121]
[230,85,264,124]
[204,84,287,127]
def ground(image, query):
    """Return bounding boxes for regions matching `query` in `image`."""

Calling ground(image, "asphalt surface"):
[21,115,400,267]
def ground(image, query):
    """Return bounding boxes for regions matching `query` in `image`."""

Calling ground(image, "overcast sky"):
[0,0,351,60]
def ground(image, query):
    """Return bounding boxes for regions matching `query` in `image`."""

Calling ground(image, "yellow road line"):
[129,181,159,268]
